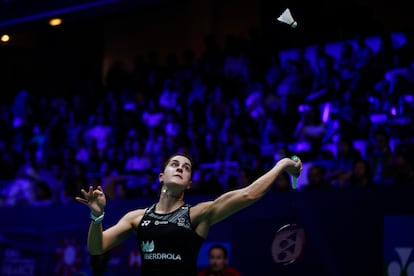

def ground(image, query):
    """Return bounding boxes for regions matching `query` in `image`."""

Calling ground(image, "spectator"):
[293,104,326,158]
[349,158,374,188]
[390,151,414,187]
[327,135,362,187]
[4,167,40,206]
[84,113,113,154]
[198,244,241,276]
[302,164,330,189]
[366,128,394,185]
[272,171,294,191]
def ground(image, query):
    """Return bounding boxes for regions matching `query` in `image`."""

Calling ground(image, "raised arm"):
[76,186,140,255]
[192,157,302,236]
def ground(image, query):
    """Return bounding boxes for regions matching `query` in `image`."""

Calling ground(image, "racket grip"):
[290,155,299,190]
[291,175,298,190]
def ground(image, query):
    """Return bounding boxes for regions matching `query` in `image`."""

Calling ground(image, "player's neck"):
[156,192,185,214]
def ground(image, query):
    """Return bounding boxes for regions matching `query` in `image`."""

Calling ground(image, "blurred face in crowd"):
[308,166,323,185]
[353,160,367,178]
[338,139,350,154]
[374,133,388,151]
[208,247,228,272]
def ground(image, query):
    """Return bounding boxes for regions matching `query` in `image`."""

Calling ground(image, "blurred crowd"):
[1,30,414,207]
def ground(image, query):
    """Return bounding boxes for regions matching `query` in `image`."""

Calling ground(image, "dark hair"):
[161,152,194,176]
[208,244,228,258]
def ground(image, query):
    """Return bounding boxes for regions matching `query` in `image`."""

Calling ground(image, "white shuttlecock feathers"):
[277,8,297,28]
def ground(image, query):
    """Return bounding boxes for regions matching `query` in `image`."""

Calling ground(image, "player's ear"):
[159,173,164,183]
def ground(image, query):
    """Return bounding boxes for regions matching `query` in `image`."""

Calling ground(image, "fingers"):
[78,186,100,202]
[291,156,303,172]
[75,196,88,205]
[80,186,93,196]
[288,156,302,177]
[92,191,104,199]
[96,185,104,192]
[296,163,303,176]
[77,185,106,202]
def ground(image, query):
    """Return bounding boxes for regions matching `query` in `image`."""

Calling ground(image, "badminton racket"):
[271,155,305,265]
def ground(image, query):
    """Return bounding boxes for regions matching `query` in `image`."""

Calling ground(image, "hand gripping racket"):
[271,155,306,265]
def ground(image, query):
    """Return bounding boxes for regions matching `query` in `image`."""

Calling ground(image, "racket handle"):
[291,175,298,190]
[290,155,299,190]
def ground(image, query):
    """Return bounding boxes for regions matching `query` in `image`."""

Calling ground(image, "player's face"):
[208,248,227,272]
[161,155,192,187]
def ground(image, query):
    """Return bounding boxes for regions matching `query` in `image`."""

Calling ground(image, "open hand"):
[75,185,106,216]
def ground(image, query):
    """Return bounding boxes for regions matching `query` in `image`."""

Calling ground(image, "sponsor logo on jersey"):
[143,253,182,261]
[177,218,186,227]
[141,220,151,227]
[141,240,182,261]
[141,240,155,253]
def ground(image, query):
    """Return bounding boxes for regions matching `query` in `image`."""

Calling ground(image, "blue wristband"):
[90,211,105,224]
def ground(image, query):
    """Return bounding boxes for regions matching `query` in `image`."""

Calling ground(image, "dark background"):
[1,1,413,275]
[0,0,412,99]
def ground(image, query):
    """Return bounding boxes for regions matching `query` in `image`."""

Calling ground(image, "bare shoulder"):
[125,208,146,218]
[123,208,147,229]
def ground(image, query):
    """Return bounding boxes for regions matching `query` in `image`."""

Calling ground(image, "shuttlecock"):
[277,8,297,28]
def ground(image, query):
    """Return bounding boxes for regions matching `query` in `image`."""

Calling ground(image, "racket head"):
[271,223,306,265]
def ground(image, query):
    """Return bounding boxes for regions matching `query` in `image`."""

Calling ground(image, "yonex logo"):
[387,247,414,275]
[271,225,305,265]
[141,220,151,226]
[177,218,186,227]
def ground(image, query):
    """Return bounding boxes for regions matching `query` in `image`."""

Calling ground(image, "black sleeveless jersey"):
[136,203,205,276]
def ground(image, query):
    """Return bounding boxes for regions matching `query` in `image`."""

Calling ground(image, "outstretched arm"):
[76,186,139,255]
[193,157,302,236]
